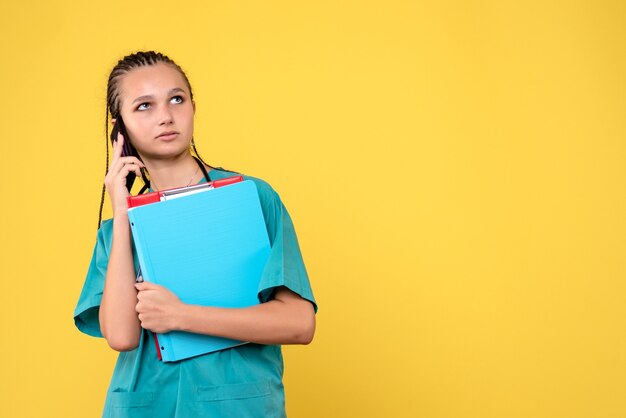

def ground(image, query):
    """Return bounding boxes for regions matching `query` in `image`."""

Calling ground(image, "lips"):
[156,131,179,140]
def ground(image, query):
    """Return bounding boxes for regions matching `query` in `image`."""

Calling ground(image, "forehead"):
[118,63,189,104]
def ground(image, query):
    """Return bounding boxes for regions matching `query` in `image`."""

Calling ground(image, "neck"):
[142,151,208,191]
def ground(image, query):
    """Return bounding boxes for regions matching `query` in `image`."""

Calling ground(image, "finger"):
[135,282,158,291]
[116,163,143,180]
[117,156,145,167]
[135,300,152,312]
[112,131,124,160]
[108,159,144,181]
[110,157,145,175]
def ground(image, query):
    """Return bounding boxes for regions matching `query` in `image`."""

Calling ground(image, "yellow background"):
[1,1,625,417]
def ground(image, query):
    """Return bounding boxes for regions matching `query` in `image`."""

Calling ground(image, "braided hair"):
[98,51,230,229]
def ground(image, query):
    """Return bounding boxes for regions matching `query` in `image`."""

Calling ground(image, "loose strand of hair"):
[98,110,110,230]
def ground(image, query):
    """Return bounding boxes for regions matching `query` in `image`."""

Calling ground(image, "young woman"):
[74,51,317,417]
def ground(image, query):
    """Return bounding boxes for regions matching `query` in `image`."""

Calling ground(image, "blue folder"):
[127,180,271,362]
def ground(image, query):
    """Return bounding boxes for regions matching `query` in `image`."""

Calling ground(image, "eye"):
[171,95,184,104]
[137,102,150,111]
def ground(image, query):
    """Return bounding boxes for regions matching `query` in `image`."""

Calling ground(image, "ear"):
[111,118,117,125]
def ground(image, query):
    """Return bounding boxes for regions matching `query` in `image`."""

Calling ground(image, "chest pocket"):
[109,392,154,418]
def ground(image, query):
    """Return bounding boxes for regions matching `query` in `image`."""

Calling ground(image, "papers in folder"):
[127,177,271,362]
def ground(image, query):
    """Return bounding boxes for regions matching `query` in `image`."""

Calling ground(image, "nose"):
[158,105,174,125]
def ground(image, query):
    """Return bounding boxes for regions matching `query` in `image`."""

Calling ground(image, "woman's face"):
[117,63,195,161]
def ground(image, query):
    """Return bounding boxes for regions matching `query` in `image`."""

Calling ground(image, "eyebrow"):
[131,87,186,105]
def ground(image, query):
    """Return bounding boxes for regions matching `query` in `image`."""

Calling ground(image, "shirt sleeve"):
[254,180,318,313]
[73,219,113,337]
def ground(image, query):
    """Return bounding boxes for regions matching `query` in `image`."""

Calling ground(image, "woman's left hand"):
[135,282,184,333]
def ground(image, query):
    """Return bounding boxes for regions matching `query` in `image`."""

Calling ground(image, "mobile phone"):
[110,117,137,192]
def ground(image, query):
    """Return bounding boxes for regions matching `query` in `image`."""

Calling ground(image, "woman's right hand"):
[100,132,145,351]
[104,132,145,215]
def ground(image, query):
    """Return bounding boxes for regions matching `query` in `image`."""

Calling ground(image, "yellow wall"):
[1,1,625,417]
